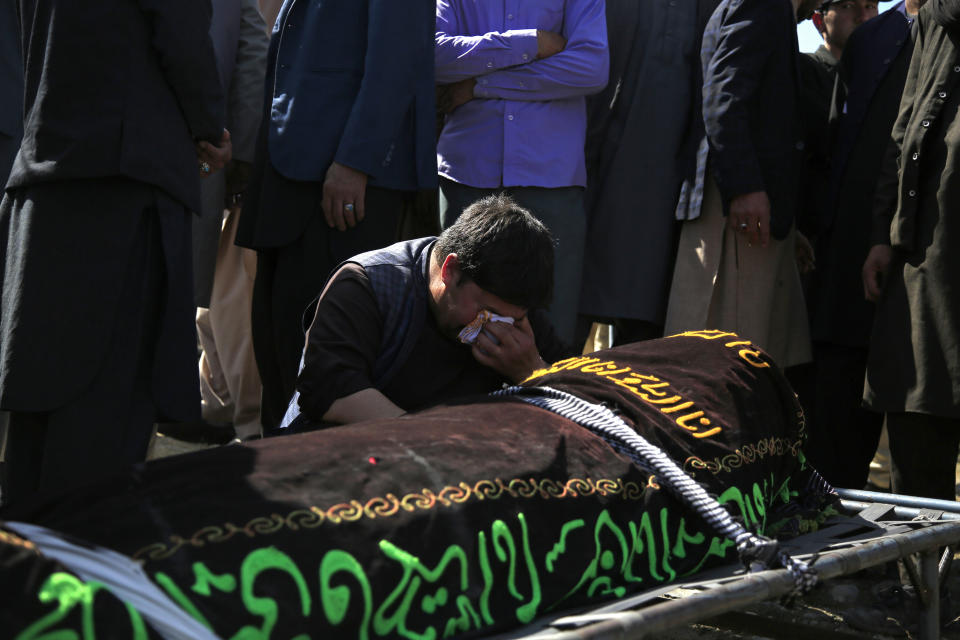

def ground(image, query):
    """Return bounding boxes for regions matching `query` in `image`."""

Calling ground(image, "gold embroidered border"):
[683,435,803,477]
[132,476,651,562]
[0,529,38,553]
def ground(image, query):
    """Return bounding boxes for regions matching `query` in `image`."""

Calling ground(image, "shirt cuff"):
[504,28,539,65]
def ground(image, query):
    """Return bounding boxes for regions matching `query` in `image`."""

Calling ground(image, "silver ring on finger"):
[200,161,211,174]
[738,222,748,231]
[344,203,355,213]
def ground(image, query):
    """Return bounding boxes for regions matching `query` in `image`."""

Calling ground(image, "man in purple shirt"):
[435,0,609,345]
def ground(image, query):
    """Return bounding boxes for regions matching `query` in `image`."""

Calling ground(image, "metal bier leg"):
[918,549,940,640]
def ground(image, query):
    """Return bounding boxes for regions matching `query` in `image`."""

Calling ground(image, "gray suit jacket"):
[193,0,268,307]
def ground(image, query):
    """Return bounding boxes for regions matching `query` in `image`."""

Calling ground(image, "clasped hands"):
[439,29,566,114]
[196,129,232,177]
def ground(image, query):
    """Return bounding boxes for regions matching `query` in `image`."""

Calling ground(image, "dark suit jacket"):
[0,0,22,186]
[809,5,914,347]
[829,5,913,219]
[701,0,803,240]
[8,0,225,213]
[0,0,20,139]
[797,46,838,237]
[265,0,436,191]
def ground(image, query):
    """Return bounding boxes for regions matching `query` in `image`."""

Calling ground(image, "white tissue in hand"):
[457,310,515,344]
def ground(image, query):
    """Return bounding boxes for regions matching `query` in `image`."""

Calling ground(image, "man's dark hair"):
[435,194,554,309]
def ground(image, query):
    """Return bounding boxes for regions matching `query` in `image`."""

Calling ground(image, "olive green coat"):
[864,0,960,418]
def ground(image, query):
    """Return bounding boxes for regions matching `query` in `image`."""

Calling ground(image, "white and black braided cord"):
[491,385,817,600]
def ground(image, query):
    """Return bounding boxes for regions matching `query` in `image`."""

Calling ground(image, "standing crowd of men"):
[0,0,957,509]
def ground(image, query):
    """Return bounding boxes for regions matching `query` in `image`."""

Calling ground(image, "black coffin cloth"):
[2,332,835,639]
[0,526,167,638]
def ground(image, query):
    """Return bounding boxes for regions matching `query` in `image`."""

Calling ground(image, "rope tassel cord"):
[490,385,818,601]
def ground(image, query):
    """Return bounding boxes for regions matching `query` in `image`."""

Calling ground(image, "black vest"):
[281,237,436,430]
[352,237,436,385]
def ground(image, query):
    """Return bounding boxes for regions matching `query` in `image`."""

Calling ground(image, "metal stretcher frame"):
[495,489,960,640]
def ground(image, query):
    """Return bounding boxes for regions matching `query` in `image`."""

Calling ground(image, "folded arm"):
[472,0,608,101]
[435,0,540,84]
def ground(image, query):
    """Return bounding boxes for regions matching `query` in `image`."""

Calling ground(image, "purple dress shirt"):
[436,0,609,189]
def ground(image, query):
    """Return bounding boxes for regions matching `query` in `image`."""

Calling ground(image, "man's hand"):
[440,78,477,114]
[322,162,368,231]
[795,231,815,274]
[196,129,232,177]
[728,191,771,247]
[472,316,546,383]
[862,244,893,302]
[536,30,566,59]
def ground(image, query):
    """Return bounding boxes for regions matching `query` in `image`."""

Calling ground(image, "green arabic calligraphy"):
[18,478,794,639]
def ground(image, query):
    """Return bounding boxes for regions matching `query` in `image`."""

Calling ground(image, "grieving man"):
[280,194,569,430]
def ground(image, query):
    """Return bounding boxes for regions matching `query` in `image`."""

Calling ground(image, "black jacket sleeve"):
[702,0,778,200]
[297,265,384,422]
[136,0,225,143]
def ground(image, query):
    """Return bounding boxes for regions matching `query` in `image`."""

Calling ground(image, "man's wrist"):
[515,355,547,383]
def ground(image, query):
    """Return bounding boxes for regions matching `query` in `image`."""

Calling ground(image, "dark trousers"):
[438,177,585,345]
[887,412,960,501]
[2,204,164,506]
[253,187,406,431]
[800,343,884,489]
